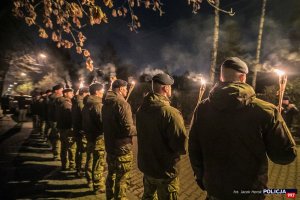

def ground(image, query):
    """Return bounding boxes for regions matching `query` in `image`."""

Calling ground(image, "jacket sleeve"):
[188,105,205,190]
[263,107,297,165]
[165,108,187,156]
[118,101,136,137]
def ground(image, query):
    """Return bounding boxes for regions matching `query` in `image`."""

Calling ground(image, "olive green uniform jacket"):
[189,82,297,200]
[57,98,72,130]
[72,95,84,131]
[136,92,187,179]
[82,95,103,140]
[102,91,136,156]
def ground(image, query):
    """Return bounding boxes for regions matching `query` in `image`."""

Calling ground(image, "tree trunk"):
[209,0,220,84]
[252,0,267,89]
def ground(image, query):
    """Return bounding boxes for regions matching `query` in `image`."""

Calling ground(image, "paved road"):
[0,117,299,200]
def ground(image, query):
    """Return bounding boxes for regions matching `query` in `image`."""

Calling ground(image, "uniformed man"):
[48,84,64,160]
[282,96,299,129]
[102,79,136,200]
[136,73,187,200]
[82,83,105,194]
[37,91,47,138]
[57,88,76,170]
[43,89,52,139]
[72,87,89,176]
[189,57,297,200]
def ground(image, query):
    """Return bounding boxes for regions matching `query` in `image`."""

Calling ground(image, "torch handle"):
[126,85,135,101]
[278,75,287,113]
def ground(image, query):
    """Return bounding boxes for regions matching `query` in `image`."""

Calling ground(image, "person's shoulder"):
[161,104,182,118]
[251,97,277,116]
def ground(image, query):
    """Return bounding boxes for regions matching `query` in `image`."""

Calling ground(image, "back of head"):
[221,57,248,82]
[79,87,89,95]
[89,83,103,95]
[152,73,174,94]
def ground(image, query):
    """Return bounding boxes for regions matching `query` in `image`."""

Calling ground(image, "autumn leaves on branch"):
[12,0,202,71]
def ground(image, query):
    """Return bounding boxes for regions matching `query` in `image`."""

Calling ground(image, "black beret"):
[89,83,103,95]
[112,79,128,89]
[221,57,249,74]
[63,88,73,93]
[52,84,64,91]
[152,73,174,85]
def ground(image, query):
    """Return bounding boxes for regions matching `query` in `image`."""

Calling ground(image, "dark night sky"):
[1,0,300,91]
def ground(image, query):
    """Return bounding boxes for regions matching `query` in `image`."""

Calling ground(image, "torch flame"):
[79,81,84,88]
[274,69,285,76]
[131,80,136,85]
[200,78,206,85]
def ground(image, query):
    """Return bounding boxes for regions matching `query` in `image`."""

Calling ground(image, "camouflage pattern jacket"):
[136,92,187,179]
[102,91,136,156]
[189,82,297,200]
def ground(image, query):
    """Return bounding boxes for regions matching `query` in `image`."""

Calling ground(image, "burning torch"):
[126,80,136,101]
[197,77,207,105]
[274,69,287,113]
[189,77,207,128]
[76,79,85,95]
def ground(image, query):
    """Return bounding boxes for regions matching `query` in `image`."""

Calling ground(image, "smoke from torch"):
[274,69,287,113]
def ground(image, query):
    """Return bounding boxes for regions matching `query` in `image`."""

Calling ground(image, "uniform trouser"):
[60,129,76,168]
[49,121,61,158]
[44,120,51,139]
[39,119,45,137]
[141,175,180,200]
[19,109,27,122]
[32,115,39,131]
[86,136,105,191]
[106,152,133,200]
[75,131,87,173]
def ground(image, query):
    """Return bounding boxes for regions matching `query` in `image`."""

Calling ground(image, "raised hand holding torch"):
[274,69,287,113]
[126,80,136,101]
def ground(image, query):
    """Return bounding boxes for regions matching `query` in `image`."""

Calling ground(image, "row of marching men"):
[30,72,189,200]
[31,79,138,198]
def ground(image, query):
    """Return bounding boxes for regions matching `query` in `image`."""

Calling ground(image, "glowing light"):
[14,82,17,85]
[39,53,47,58]
[131,80,136,85]
[21,72,26,76]
[9,84,13,87]
[200,78,206,85]
[274,69,285,76]
[79,81,84,88]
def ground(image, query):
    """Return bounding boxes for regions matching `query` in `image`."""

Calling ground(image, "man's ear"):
[239,74,246,83]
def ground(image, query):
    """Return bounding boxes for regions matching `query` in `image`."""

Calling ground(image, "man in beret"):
[189,57,297,200]
[82,83,105,194]
[281,96,299,129]
[43,89,52,140]
[37,91,48,139]
[136,73,187,199]
[72,87,89,177]
[102,79,136,200]
[57,88,76,170]
[47,84,64,161]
